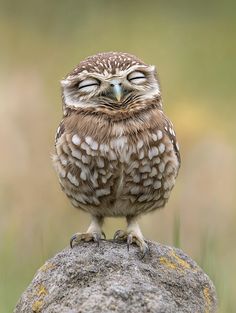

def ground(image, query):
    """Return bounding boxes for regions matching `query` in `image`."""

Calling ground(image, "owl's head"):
[61,52,161,115]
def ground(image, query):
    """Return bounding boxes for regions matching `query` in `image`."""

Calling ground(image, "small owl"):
[53,52,180,255]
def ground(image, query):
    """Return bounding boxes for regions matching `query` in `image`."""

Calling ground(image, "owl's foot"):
[113,222,149,257]
[114,216,150,257]
[70,215,105,248]
[70,231,106,248]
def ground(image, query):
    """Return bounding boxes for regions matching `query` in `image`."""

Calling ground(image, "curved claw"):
[113,229,126,240]
[140,241,150,258]
[70,234,78,249]
[127,234,133,251]
[101,231,106,239]
[92,232,101,247]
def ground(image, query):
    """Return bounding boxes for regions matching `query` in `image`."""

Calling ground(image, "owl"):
[53,52,180,255]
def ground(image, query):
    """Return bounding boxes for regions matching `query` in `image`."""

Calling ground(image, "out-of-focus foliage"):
[0,1,235,312]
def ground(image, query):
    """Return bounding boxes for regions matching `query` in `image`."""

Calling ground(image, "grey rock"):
[14,241,217,313]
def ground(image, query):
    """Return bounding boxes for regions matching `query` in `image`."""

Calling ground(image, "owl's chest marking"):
[54,129,179,216]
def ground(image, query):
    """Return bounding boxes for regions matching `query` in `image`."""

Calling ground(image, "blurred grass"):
[173,212,181,249]
[0,0,236,312]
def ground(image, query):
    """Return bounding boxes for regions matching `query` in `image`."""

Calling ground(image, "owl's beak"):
[111,84,122,102]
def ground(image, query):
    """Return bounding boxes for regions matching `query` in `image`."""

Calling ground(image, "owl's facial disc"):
[62,63,160,110]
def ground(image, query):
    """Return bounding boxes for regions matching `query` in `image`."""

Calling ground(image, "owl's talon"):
[140,241,150,258]
[127,234,133,251]
[70,231,103,248]
[92,232,100,246]
[70,234,78,248]
[113,229,126,240]
[113,229,149,257]
[101,231,106,239]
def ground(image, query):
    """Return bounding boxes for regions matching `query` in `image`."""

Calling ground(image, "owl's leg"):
[70,216,105,248]
[113,216,149,256]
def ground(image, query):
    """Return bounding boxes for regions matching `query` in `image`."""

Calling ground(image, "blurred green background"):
[0,0,235,312]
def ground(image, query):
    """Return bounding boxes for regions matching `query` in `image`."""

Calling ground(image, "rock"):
[14,240,217,313]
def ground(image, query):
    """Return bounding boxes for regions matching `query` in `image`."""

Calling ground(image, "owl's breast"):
[53,127,180,217]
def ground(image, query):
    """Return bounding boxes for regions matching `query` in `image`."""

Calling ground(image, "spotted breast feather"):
[53,109,180,218]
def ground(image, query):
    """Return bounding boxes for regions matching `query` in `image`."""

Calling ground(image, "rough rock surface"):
[14,240,217,313]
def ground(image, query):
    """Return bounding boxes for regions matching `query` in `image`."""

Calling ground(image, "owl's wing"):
[55,120,65,145]
[163,117,181,166]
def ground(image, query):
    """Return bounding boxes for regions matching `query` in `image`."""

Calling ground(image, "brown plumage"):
[53,52,180,254]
